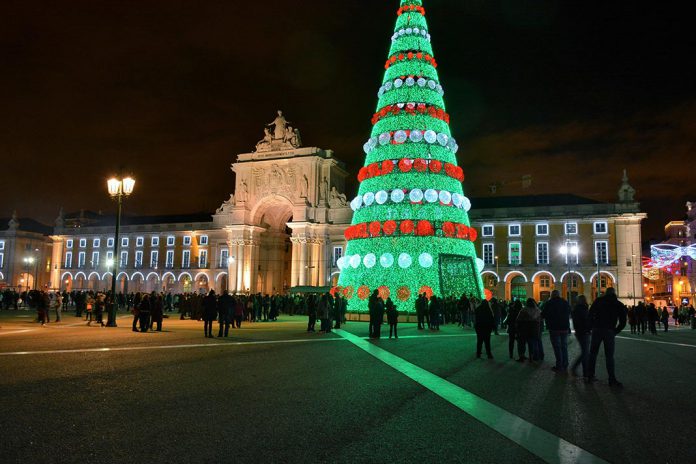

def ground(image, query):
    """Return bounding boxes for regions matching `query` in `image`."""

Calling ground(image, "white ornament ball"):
[380,253,394,268]
[394,78,403,88]
[379,132,391,145]
[419,253,434,268]
[393,130,408,143]
[428,80,437,90]
[452,193,463,208]
[424,130,437,144]
[439,190,452,204]
[409,130,423,142]
[409,188,424,203]
[336,256,346,270]
[363,192,375,206]
[349,255,361,269]
[405,76,415,87]
[424,189,438,203]
[384,81,393,91]
[476,258,486,273]
[363,253,376,269]
[462,196,472,212]
[350,196,362,211]
[390,189,405,203]
[437,133,449,147]
[398,253,412,269]
[405,27,413,34]
[375,190,388,205]
[417,77,427,87]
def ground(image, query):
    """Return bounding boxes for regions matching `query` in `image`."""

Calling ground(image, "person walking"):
[386,297,399,339]
[542,290,571,373]
[474,299,495,359]
[570,295,591,378]
[586,287,627,387]
[505,300,522,359]
[202,290,218,338]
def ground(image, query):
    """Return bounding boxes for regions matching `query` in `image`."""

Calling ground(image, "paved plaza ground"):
[1,309,695,464]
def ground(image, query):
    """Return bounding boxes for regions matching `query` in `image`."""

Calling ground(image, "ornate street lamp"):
[106,176,135,327]
[560,241,579,303]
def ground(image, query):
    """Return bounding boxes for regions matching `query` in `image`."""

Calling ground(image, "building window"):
[93,238,101,248]
[167,236,175,246]
[509,242,521,265]
[508,224,521,237]
[0,240,4,250]
[106,251,113,263]
[150,251,159,268]
[536,242,549,265]
[136,237,144,247]
[595,241,609,264]
[570,276,580,289]
[135,251,143,268]
[120,251,128,267]
[199,235,209,246]
[563,241,579,264]
[594,221,608,234]
[482,243,495,265]
[220,249,229,268]
[565,222,578,235]
[199,250,208,268]
[65,252,72,268]
[151,236,160,247]
[78,239,86,248]
[121,237,129,247]
[540,276,551,288]
[599,275,609,288]
[107,238,114,248]
[66,239,73,249]
[536,223,549,236]
[332,246,343,266]
[165,250,174,268]
[182,250,191,268]
[0,253,4,269]
[482,225,494,237]
[91,252,100,268]
[183,236,192,246]
[78,252,86,268]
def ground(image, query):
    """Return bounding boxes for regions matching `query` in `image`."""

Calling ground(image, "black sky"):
[1,0,694,240]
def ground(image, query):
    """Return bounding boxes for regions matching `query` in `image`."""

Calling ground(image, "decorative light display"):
[336,0,485,312]
[643,244,695,279]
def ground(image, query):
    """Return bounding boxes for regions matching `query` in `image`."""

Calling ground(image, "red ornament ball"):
[419,286,433,299]
[357,285,370,300]
[397,286,411,302]
[378,286,390,300]
[383,220,397,236]
[400,220,414,235]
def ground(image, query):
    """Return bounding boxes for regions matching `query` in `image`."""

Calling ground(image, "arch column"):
[298,238,308,286]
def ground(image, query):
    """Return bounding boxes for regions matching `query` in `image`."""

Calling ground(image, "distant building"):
[0,212,54,292]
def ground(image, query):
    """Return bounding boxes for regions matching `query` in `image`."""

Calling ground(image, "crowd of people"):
[3,285,696,387]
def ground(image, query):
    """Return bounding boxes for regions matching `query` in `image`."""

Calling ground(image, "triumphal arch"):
[213,111,352,294]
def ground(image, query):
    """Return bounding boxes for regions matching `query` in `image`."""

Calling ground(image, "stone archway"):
[560,272,585,305]
[504,272,528,301]
[532,271,555,303]
[250,195,294,295]
[591,271,615,300]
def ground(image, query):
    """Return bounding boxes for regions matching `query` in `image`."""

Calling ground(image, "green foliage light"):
[337,0,485,313]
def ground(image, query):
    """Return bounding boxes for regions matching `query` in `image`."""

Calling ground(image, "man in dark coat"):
[474,300,495,358]
[541,290,571,372]
[570,295,590,377]
[415,293,427,330]
[368,290,383,338]
[217,290,234,337]
[587,287,627,387]
[202,290,218,338]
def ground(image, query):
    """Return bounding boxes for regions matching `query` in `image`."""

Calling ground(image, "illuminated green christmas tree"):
[336,0,485,312]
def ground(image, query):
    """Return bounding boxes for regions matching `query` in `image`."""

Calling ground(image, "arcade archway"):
[251,195,294,295]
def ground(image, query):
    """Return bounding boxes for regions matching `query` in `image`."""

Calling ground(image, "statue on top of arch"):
[255,110,302,152]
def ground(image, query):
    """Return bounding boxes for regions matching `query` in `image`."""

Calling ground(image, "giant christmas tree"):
[336,0,485,312]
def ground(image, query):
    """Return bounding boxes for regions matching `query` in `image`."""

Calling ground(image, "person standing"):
[233,296,245,329]
[505,300,522,359]
[54,292,63,323]
[217,290,233,337]
[150,293,163,332]
[587,287,627,387]
[429,295,440,331]
[570,295,591,378]
[138,294,151,332]
[94,293,106,327]
[202,290,218,338]
[516,299,541,362]
[661,307,670,332]
[307,294,317,333]
[474,299,495,359]
[542,290,571,373]
[415,293,426,330]
[386,297,398,339]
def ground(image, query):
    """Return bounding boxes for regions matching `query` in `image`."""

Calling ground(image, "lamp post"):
[23,248,40,290]
[106,176,135,327]
[560,241,579,303]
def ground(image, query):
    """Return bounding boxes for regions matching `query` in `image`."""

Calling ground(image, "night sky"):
[2,0,693,240]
